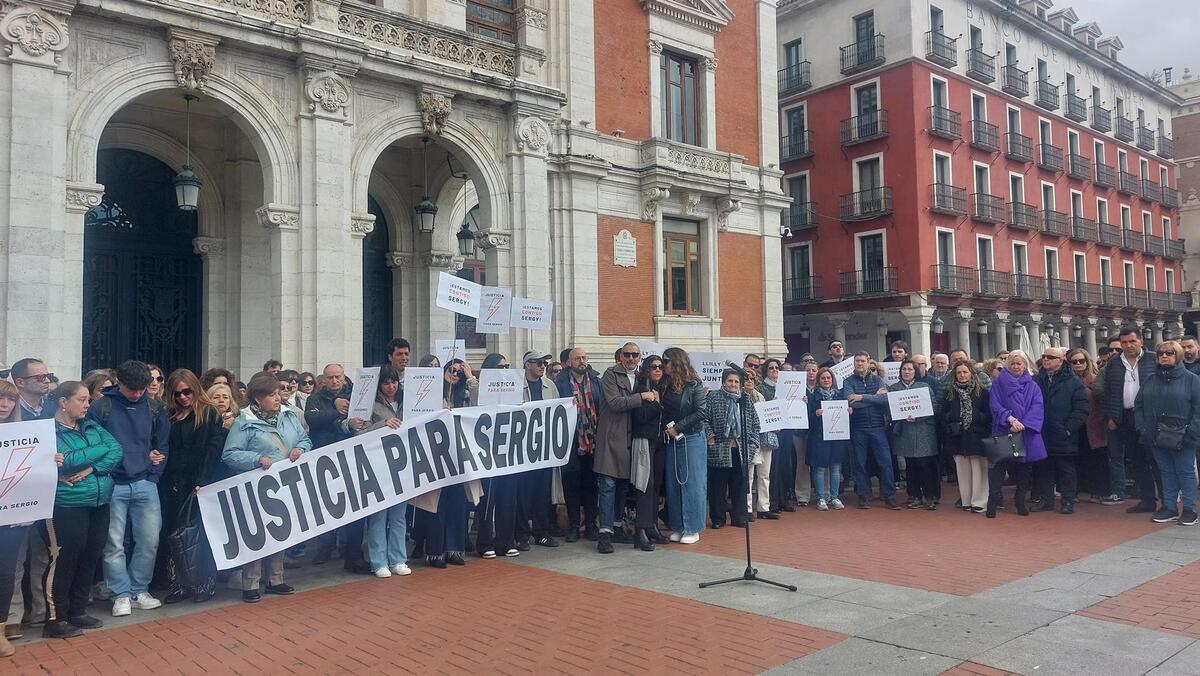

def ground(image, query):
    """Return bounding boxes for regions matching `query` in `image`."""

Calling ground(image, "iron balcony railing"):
[1014,274,1047,301]
[931,264,976,294]
[1158,136,1175,159]
[1141,179,1161,203]
[1167,239,1185,259]
[1151,292,1171,310]
[1125,288,1150,308]
[1002,65,1029,97]
[840,109,889,145]
[1144,233,1164,256]
[783,202,817,231]
[1094,163,1117,188]
[966,48,996,83]
[972,193,1005,223]
[1137,127,1155,151]
[1163,186,1180,208]
[1118,171,1139,195]
[1077,282,1104,305]
[840,35,885,75]
[929,105,961,139]
[1046,278,1077,303]
[784,276,821,303]
[925,31,957,67]
[971,119,1000,152]
[1171,293,1191,309]
[1115,116,1134,142]
[1006,132,1033,162]
[1100,284,1121,306]
[978,269,1014,296]
[839,187,893,220]
[780,130,813,162]
[931,183,967,215]
[1091,104,1112,132]
[1035,80,1060,110]
[1041,209,1070,236]
[1072,216,1099,242]
[1099,223,1122,246]
[1008,201,1038,229]
[1038,143,1064,172]
[1066,93,1088,122]
[839,266,898,296]
[1122,229,1144,251]
[777,61,812,96]
[1068,153,1092,181]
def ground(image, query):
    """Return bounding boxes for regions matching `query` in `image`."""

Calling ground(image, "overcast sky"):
[1075,0,1196,81]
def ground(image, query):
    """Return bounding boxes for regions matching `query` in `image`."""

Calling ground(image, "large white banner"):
[0,419,57,526]
[199,398,579,569]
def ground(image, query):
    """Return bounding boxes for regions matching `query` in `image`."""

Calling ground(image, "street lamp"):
[414,137,437,234]
[931,316,944,334]
[1072,325,1083,339]
[173,94,202,211]
[456,222,475,257]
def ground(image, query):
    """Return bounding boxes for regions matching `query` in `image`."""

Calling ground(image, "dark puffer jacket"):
[1134,363,1200,451]
[1034,368,1090,456]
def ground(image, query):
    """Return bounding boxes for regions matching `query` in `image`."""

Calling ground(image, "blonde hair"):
[1157,340,1183,360]
[0,380,20,424]
[206,383,240,417]
[1006,349,1033,374]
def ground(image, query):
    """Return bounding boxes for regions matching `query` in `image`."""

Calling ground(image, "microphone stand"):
[699,381,797,592]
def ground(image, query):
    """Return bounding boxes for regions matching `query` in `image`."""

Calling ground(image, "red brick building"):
[777,0,1184,360]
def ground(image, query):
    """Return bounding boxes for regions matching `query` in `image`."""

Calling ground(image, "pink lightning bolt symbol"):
[0,446,36,500]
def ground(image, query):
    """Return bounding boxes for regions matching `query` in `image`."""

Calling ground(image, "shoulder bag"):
[982,432,1027,465]
[1154,415,1187,451]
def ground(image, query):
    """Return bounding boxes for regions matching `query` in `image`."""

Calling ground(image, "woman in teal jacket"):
[42,381,123,640]
[221,372,312,602]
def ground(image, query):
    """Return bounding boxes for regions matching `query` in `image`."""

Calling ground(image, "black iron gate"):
[362,195,394,367]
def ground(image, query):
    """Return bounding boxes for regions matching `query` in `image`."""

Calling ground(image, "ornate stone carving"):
[65,185,104,213]
[386,251,415,268]
[1,4,68,61]
[255,204,300,231]
[647,39,663,55]
[419,91,453,136]
[715,196,740,230]
[304,70,351,117]
[192,236,226,258]
[641,0,733,34]
[338,11,517,77]
[668,147,729,174]
[642,187,670,221]
[425,251,464,270]
[515,117,550,153]
[683,192,701,215]
[702,56,718,72]
[168,31,218,92]
[349,213,375,237]
[478,231,511,250]
[183,0,307,23]
[515,6,548,30]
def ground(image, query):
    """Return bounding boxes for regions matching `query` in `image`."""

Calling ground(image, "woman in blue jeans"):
[1134,340,1200,525]
[353,365,411,577]
[660,348,708,544]
[808,368,848,511]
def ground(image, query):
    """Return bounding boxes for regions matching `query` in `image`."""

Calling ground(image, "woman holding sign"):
[889,361,940,510]
[807,368,848,510]
[661,348,708,544]
[940,361,992,513]
[359,365,411,578]
[987,350,1046,517]
[705,369,760,529]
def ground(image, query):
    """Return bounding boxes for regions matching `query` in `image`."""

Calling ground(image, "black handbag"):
[1154,416,1188,451]
[166,495,208,588]
[982,433,1027,465]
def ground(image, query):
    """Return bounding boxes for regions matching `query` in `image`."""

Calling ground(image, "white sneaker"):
[680,533,700,544]
[389,564,412,576]
[374,567,392,578]
[133,592,161,610]
[504,548,520,557]
[111,597,131,617]
[817,498,829,511]
[831,498,845,510]
[669,532,682,542]
[481,550,497,559]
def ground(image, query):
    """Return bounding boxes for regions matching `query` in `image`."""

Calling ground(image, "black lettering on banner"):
[257,474,291,541]
[426,420,456,480]
[492,411,511,468]
[316,455,346,519]
[217,490,242,560]
[551,406,570,460]
[380,433,408,495]
[528,408,544,462]
[277,466,309,532]
[230,482,267,552]
[407,427,436,488]
[335,449,361,512]
[353,444,385,508]
[453,415,479,475]
[509,410,528,467]
[474,414,494,470]
[298,461,326,527]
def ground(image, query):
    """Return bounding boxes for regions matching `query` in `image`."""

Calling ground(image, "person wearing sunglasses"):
[10,357,54,420]
[630,355,668,550]
[294,372,316,409]
[157,369,227,603]
[1031,347,1089,515]
[146,364,165,402]
[1135,341,1200,526]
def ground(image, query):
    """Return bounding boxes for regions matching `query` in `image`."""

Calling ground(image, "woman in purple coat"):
[987,349,1046,517]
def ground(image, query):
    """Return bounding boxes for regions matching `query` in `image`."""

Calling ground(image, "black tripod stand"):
[699,370,797,593]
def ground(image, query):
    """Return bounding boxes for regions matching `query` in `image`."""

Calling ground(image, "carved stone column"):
[956,309,974,357]
[193,236,228,367]
[256,203,302,366]
[502,112,552,359]
[515,1,548,51]
[827,313,849,346]
[1084,317,1099,357]
[993,312,1010,353]
[1026,313,1043,354]
[898,305,936,358]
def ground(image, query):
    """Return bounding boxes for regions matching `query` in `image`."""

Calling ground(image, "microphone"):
[725,361,750,380]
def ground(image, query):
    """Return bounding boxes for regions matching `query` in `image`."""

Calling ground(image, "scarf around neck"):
[251,404,280,427]
[952,381,974,429]
[571,372,598,455]
[722,389,741,441]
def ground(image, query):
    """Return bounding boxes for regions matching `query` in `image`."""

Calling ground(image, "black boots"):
[597,532,614,554]
[634,529,655,552]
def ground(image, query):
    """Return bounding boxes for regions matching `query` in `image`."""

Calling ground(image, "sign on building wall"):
[613,229,637,267]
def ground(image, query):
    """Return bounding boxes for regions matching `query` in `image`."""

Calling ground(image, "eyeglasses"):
[301,380,315,386]
[1041,355,1060,361]
[25,373,54,383]
[1157,350,1177,357]
[173,388,194,399]
[1109,347,1123,354]
[1069,359,1087,365]
[621,352,641,358]
[153,376,165,383]
[648,363,663,370]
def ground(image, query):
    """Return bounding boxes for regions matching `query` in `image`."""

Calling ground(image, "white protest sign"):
[829,358,855,388]
[820,399,850,441]
[887,387,935,420]
[435,339,466,366]
[691,352,745,390]
[755,400,786,433]
[775,371,808,403]
[402,367,443,420]
[347,367,380,423]
[882,362,902,385]
[477,368,523,406]
[783,399,810,430]
[477,287,512,334]
[436,271,482,318]
[511,298,553,331]
[0,419,57,526]
[198,398,579,569]
[636,341,668,357]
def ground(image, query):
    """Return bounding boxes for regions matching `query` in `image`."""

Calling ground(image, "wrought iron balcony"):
[1118,171,1139,195]
[783,202,817,231]
[1158,136,1175,159]
[1041,209,1069,236]
[1151,291,1170,310]
[778,61,812,96]
[925,31,957,67]
[932,264,977,294]
[1038,143,1064,172]
[1035,80,1060,110]
[966,49,996,83]
[1171,293,1191,309]
[1094,163,1117,188]
[1137,127,1155,151]
[1014,274,1047,301]
[1046,278,1077,303]
[1144,233,1164,256]
[780,130,813,162]
[972,193,1005,223]
[929,106,961,139]
[1077,282,1104,305]
[931,183,967,215]
[1091,104,1112,132]
[1163,186,1180,209]
[1071,216,1098,242]
[840,109,889,145]
[1006,131,1033,162]
[1068,153,1092,181]
[1002,65,1029,97]
[1142,179,1161,203]
[840,35,885,75]
[1167,239,1185,259]
[784,276,821,304]
[970,119,1000,152]
[1099,223,1122,247]
[1008,201,1038,230]
[1122,229,1144,251]
[839,266,898,296]
[839,187,893,221]
[1100,284,1121,306]
[1115,116,1134,142]
[1125,288,1150,308]
[978,269,1014,296]
[1066,93,1088,122]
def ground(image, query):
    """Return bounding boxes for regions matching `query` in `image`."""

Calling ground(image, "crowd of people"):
[1,327,1198,658]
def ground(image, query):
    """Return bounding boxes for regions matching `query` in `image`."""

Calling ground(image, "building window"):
[466,0,515,42]
[784,39,804,68]
[661,52,700,145]
[663,219,702,315]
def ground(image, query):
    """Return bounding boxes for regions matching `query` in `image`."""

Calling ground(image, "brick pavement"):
[940,663,1021,675]
[1080,557,1200,639]
[6,561,844,676]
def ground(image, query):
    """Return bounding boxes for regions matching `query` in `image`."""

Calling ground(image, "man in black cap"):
[518,351,561,548]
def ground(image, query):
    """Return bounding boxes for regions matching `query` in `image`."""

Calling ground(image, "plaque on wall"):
[613,229,637,267]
